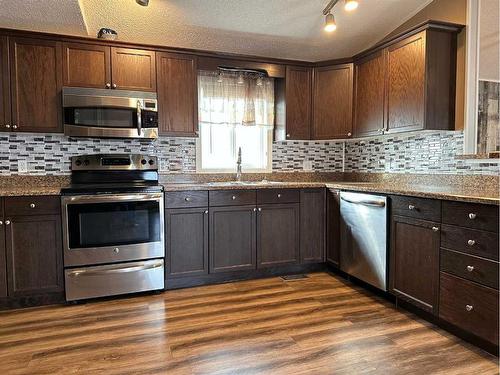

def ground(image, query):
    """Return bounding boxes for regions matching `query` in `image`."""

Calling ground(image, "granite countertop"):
[0,186,64,197]
[162,181,327,191]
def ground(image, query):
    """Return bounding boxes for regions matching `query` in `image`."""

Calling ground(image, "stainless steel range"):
[61,154,165,301]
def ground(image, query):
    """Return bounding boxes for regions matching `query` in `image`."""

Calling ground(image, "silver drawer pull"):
[29,203,36,208]
[253,208,257,212]
[258,207,262,212]
[67,261,163,277]
[408,204,416,210]
[277,194,281,198]
[467,239,475,246]
[465,305,473,312]
[468,213,476,220]
[0,221,3,226]
[432,226,439,232]
[184,197,191,202]
[466,265,474,272]
[232,195,236,200]
[4,220,10,225]
[204,210,208,214]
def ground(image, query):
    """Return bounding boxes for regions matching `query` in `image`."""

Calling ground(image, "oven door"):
[63,87,158,139]
[62,193,164,267]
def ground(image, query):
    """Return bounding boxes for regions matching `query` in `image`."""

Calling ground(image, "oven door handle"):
[137,100,142,136]
[67,261,163,278]
[62,193,163,204]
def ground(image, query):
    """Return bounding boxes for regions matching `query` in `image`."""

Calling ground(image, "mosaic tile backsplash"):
[0,131,498,175]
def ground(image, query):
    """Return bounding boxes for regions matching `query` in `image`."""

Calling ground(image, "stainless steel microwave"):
[62,87,158,139]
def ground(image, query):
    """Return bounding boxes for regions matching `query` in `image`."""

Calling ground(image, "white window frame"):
[195,126,273,174]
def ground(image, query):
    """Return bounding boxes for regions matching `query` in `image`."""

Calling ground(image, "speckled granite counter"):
[0,186,64,197]
[0,176,70,197]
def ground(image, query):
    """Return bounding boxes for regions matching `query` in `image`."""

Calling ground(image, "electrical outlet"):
[18,160,28,173]
[303,160,313,171]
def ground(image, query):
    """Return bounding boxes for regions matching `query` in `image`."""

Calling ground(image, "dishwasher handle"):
[340,196,386,208]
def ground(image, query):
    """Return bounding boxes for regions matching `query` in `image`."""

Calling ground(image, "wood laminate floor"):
[0,272,498,374]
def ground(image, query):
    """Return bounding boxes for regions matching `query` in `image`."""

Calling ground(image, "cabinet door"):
[285,66,312,140]
[354,51,385,136]
[0,200,6,298]
[10,37,62,133]
[300,189,325,263]
[5,214,63,297]
[257,204,299,268]
[386,32,425,133]
[62,43,111,89]
[111,47,156,91]
[326,189,341,266]
[0,36,10,132]
[210,205,256,273]
[390,215,439,314]
[166,207,208,278]
[156,53,198,136]
[313,64,353,139]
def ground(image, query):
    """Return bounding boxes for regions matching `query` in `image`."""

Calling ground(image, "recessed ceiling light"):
[324,13,337,32]
[136,0,149,6]
[344,0,358,11]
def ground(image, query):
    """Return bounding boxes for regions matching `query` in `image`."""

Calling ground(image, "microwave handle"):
[137,100,142,136]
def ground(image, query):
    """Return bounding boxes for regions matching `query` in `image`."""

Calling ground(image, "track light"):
[324,13,337,32]
[344,0,358,11]
[136,0,149,6]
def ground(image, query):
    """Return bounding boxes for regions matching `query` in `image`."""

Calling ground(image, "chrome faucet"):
[236,147,242,182]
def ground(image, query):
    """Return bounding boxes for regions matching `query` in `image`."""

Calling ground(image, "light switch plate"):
[18,160,28,173]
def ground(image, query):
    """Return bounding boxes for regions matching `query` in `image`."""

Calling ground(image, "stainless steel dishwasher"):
[340,191,388,291]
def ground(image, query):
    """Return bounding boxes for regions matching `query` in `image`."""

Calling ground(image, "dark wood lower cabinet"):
[326,189,341,266]
[166,207,208,278]
[257,204,299,268]
[300,189,325,263]
[390,215,440,314]
[210,205,256,273]
[0,205,6,298]
[5,214,64,297]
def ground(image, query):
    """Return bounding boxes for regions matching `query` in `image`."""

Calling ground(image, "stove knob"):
[148,159,154,165]
[141,159,147,165]
[83,159,90,166]
[75,160,82,166]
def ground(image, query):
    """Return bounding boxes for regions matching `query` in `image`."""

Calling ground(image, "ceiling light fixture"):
[344,0,358,11]
[136,0,149,6]
[324,13,337,32]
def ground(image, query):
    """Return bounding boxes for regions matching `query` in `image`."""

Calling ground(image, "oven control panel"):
[71,154,158,171]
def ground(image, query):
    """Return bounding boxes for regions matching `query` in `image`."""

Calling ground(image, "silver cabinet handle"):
[408,204,415,210]
[12,124,18,130]
[465,305,473,312]
[114,248,120,253]
[286,133,290,138]
[232,195,236,200]
[347,132,352,137]
[258,208,262,212]
[468,213,476,220]
[184,197,191,202]
[5,124,10,129]
[204,210,208,214]
[253,208,257,212]
[466,265,474,272]
[4,220,11,225]
[105,83,111,88]
[0,220,3,226]
[136,100,142,136]
[67,261,163,277]
[29,203,36,208]
[112,83,117,89]
[467,239,475,246]
[432,226,439,232]
[277,193,281,198]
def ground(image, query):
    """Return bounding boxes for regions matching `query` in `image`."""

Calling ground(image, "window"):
[197,71,274,172]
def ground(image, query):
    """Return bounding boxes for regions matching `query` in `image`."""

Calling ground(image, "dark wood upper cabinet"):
[353,51,385,137]
[257,203,299,268]
[326,189,341,267]
[111,47,156,92]
[210,205,256,273]
[0,36,10,132]
[390,215,440,315]
[5,213,63,297]
[0,199,6,298]
[300,189,326,263]
[156,52,198,136]
[313,64,353,139]
[62,43,111,89]
[166,207,208,278]
[9,37,62,133]
[283,66,312,140]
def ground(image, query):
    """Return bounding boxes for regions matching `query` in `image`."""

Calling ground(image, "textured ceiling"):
[0,0,434,61]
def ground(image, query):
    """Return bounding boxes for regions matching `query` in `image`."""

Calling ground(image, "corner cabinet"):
[9,37,63,133]
[313,64,353,139]
[156,52,198,136]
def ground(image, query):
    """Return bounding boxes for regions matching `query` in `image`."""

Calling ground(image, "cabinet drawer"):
[391,196,441,222]
[257,189,300,204]
[209,190,256,207]
[439,272,499,346]
[441,224,498,261]
[440,249,499,289]
[4,196,60,216]
[165,191,208,208]
[442,201,498,232]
